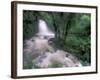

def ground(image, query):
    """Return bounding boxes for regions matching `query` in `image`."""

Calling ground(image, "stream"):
[23,19,82,69]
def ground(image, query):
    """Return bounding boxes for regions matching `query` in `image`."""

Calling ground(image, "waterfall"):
[23,19,82,69]
[36,19,55,40]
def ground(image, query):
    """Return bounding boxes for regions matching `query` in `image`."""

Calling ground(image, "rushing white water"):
[23,19,82,69]
[36,19,55,40]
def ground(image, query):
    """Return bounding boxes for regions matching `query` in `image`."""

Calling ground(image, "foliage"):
[23,10,91,68]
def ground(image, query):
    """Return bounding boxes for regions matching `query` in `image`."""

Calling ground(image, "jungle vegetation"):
[23,10,91,67]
